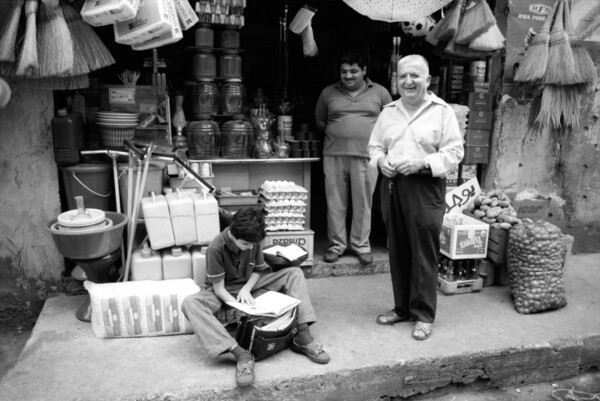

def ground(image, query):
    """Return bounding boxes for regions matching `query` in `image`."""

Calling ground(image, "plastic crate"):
[215,189,259,206]
[437,276,483,295]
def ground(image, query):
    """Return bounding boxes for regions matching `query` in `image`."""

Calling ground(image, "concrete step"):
[0,254,598,401]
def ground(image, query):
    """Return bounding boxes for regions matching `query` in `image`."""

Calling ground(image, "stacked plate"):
[95,111,139,127]
[95,111,139,147]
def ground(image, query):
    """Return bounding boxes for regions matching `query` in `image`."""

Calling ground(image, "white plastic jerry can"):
[166,188,197,246]
[191,191,220,245]
[190,245,208,288]
[130,242,163,281]
[162,246,192,280]
[141,192,175,250]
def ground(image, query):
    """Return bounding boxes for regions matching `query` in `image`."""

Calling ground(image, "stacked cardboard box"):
[464,92,493,164]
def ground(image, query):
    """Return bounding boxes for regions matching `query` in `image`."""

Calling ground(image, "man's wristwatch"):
[423,159,430,169]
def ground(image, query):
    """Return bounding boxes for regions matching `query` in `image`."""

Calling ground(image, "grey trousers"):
[323,155,378,255]
[182,267,317,358]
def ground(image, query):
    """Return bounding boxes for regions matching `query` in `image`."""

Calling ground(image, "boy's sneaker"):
[235,353,255,387]
[291,339,330,364]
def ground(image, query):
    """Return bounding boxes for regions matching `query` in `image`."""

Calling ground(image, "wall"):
[484,42,600,253]
[0,86,63,284]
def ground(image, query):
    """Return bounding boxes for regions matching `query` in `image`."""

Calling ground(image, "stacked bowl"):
[95,111,139,147]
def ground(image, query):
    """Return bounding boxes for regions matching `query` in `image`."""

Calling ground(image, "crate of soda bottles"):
[437,254,483,295]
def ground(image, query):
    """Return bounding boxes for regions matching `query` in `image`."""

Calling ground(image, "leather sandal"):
[376,310,408,326]
[412,321,432,341]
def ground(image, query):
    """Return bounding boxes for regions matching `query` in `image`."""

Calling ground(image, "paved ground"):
[0,250,598,401]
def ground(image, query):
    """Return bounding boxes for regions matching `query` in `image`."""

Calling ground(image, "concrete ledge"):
[1,254,598,401]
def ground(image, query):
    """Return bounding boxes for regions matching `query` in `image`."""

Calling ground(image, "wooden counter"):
[188,158,320,227]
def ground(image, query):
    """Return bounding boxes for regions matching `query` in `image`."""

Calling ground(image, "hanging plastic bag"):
[290,5,319,57]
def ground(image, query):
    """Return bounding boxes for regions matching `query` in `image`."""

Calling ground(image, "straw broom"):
[435,0,463,41]
[36,2,74,77]
[514,0,557,83]
[563,0,597,86]
[469,22,505,51]
[16,0,39,76]
[454,0,495,45]
[0,0,25,62]
[61,2,115,72]
[543,1,576,86]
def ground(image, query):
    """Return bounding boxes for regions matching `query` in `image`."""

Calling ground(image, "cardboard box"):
[439,214,489,259]
[464,145,489,164]
[101,85,163,114]
[114,0,172,45]
[81,0,140,26]
[132,0,184,50]
[173,0,199,30]
[262,230,314,267]
[468,92,493,111]
[512,197,550,219]
[468,110,493,130]
[487,226,508,263]
[465,129,490,146]
[437,276,483,295]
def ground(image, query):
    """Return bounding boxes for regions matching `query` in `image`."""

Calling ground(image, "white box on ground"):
[81,0,140,26]
[113,0,172,45]
[439,214,489,259]
[262,230,314,266]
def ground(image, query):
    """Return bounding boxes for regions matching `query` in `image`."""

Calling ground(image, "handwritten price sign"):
[445,177,481,214]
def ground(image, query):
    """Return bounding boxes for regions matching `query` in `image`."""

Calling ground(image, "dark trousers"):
[384,174,445,323]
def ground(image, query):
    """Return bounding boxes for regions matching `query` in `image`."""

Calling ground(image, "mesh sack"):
[506,218,567,314]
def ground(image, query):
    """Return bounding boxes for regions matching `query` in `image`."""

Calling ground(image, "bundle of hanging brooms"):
[425,0,506,59]
[0,0,115,90]
[514,0,597,134]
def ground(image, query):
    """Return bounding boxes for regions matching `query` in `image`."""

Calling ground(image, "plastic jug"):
[130,242,163,281]
[52,108,84,166]
[141,192,175,250]
[162,246,192,280]
[191,191,220,244]
[190,245,207,288]
[166,189,197,246]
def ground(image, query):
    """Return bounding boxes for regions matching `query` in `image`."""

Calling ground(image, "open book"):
[226,291,301,317]
[263,244,307,261]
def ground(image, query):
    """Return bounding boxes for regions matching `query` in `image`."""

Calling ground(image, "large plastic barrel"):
[61,163,113,211]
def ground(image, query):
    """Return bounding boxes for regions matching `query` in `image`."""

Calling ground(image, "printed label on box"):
[455,228,487,256]
[109,88,136,104]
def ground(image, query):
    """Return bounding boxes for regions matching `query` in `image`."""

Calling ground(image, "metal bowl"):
[45,212,128,260]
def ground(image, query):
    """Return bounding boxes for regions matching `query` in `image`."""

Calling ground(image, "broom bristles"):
[469,23,505,51]
[445,37,488,59]
[36,2,74,77]
[16,0,39,76]
[514,0,558,83]
[0,0,26,62]
[435,0,463,41]
[61,3,115,72]
[563,1,597,85]
[543,1,576,85]
[455,0,495,45]
[17,74,89,90]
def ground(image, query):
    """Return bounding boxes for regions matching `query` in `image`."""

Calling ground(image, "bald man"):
[368,55,464,341]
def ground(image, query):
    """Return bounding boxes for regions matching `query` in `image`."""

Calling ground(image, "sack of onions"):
[506,218,567,314]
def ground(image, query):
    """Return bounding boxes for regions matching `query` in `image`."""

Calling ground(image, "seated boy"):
[182,208,330,387]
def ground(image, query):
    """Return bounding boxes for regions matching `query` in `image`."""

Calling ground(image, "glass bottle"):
[172,95,187,144]
[220,79,246,115]
[273,135,290,158]
[253,104,273,159]
[187,115,221,159]
[190,79,219,118]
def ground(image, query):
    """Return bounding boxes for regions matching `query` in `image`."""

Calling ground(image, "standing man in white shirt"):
[368,54,464,340]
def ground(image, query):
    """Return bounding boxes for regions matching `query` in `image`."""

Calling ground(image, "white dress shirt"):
[368,92,464,178]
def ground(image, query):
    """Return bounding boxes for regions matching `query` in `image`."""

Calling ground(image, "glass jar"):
[219,50,242,78]
[193,50,216,80]
[195,23,214,47]
[220,79,246,115]
[220,28,240,48]
[187,116,221,159]
[221,114,253,159]
[273,136,290,158]
[190,80,219,118]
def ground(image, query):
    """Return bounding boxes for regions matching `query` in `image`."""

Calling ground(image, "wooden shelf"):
[188,158,320,164]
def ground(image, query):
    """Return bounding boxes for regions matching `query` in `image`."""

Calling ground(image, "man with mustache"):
[315,50,392,266]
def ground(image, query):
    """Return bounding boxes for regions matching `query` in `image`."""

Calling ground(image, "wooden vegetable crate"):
[437,276,483,295]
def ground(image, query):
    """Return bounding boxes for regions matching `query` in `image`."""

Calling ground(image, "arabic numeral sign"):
[445,184,477,214]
